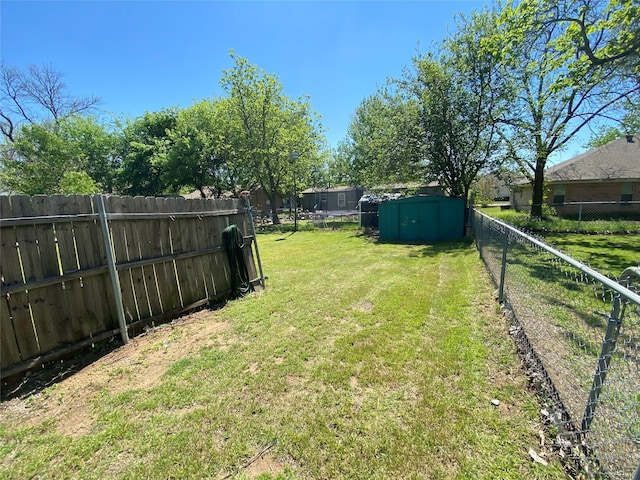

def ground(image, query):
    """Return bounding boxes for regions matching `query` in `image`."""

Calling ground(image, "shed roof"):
[545,134,640,182]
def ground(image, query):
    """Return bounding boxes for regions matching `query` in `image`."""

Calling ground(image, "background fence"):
[1,194,260,380]
[509,201,640,232]
[473,209,640,479]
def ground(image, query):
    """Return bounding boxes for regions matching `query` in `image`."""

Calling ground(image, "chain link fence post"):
[581,296,622,434]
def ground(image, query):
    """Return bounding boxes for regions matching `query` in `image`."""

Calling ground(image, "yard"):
[480,206,640,275]
[0,230,567,479]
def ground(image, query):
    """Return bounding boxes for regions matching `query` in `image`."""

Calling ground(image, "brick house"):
[512,134,640,215]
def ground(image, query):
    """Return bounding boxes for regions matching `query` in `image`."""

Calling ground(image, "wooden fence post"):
[96,195,129,344]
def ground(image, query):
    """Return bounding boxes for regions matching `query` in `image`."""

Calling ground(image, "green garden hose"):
[222,224,253,297]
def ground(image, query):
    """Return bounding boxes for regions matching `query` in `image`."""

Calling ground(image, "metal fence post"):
[478,213,484,260]
[96,195,129,344]
[581,295,622,434]
[577,203,583,232]
[498,229,508,302]
[242,192,266,288]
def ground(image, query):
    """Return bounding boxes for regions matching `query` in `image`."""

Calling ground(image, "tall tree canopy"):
[220,53,325,223]
[0,115,114,195]
[407,8,505,200]
[346,90,422,188]
[116,109,177,196]
[491,0,639,218]
[165,99,231,198]
[343,9,505,200]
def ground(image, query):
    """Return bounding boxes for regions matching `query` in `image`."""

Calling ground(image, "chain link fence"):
[473,209,640,479]
[511,202,640,232]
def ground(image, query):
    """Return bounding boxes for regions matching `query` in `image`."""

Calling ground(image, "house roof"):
[545,134,640,183]
[301,186,361,194]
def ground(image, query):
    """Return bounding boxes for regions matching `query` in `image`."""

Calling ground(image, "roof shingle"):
[546,134,640,182]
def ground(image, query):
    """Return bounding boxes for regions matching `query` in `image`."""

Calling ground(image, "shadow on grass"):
[373,236,475,257]
[1,338,121,402]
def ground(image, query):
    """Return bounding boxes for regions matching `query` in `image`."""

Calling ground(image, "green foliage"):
[1,122,75,194]
[585,110,640,148]
[410,8,506,200]
[490,0,639,219]
[115,109,178,196]
[346,90,423,188]
[0,115,118,195]
[219,52,326,222]
[57,170,100,195]
[61,116,119,193]
[165,99,230,197]
[343,8,507,199]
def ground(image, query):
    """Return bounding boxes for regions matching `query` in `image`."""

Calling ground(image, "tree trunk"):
[270,193,280,225]
[530,157,546,219]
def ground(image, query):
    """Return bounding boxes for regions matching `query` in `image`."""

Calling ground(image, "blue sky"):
[1,0,586,161]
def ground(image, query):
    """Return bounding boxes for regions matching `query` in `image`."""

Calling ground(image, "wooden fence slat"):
[207,198,231,296]
[236,199,258,282]
[122,196,151,323]
[0,196,32,366]
[52,195,93,341]
[105,196,139,325]
[69,195,117,337]
[82,196,117,330]
[23,196,72,353]
[154,197,182,311]
[87,196,118,330]
[184,199,209,301]
[166,197,198,306]
[133,196,163,319]
[193,198,217,300]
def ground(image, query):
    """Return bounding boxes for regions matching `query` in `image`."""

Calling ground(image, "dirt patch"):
[245,452,287,479]
[0,309,230,438]
[352,300,373,313]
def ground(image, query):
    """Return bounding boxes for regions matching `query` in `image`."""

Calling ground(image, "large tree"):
[344,9,505,199]
[0,63,100,143]
[165,99,231,198]
[0,115,115,195]
[405,9,506,200]
[219,53,324,224]
[346,90,423,188]
[492,0,640,218]
[115,109,177,196]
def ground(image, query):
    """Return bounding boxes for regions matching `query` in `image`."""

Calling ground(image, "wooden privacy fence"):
[0,194,262,379]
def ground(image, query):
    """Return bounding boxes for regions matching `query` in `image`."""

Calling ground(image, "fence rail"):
[510,201,640,231]
[473,209,640,479]
[1,194,260,380]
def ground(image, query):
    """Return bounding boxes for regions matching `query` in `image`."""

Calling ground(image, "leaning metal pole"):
[95,195,129,344]
[241,191,266,288]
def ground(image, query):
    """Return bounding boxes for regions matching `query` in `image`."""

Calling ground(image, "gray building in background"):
[301,186,364,212]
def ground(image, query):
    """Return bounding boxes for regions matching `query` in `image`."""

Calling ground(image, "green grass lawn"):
[478,207,639,275]
[539,233,639,276]
[479,206,640,235]
[0,231,567,479]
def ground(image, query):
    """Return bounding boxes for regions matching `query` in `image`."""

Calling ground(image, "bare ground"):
[0,309,229,438]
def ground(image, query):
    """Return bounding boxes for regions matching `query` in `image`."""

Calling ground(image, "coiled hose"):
[222,224,253,297]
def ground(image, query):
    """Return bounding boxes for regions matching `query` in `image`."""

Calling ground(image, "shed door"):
[399,202,438,241]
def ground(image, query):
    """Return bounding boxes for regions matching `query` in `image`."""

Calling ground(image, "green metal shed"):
[378,196,465,242]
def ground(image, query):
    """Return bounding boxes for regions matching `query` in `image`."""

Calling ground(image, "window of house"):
[337,192,346,208]
[552,184,566,204]
[621,183,633,202]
